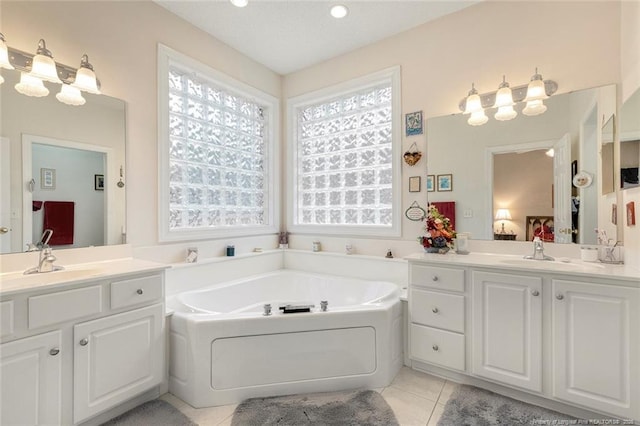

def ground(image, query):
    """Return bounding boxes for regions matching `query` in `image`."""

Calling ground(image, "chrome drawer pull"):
[432,307,439,314]
[432,344,439,351]
[531,290,540,297]
[49,348,60,356]
[136,288,144,295]
[79,338,89,346]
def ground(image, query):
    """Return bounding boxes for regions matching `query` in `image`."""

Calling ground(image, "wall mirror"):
[601,114,615,195]
[426,84,616,244]
[619,87,640,190]
[0,71,126,254]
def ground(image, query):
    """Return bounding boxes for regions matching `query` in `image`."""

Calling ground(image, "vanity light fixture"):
[459,69,557,125]
[494,208,512,234]
[330,4,349,18]
[493,76,517,121]
[1,33,102,106]
[229,0,248,7]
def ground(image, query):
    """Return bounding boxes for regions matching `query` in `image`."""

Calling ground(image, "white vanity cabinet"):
[471,271,542,392]
[0,330,62,426]
[552,279,639,419]
[0,267,165,425]
[407,255,640,421]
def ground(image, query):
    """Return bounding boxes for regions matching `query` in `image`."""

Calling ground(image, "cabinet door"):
[1,330,62,426]
[552,280,639,419]
[73,303,163,423]
[472,271,542,392]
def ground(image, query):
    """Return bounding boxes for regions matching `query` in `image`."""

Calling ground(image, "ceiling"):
[155,0,479,75]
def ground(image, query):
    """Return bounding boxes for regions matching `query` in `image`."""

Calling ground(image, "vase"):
[424,247,449,254]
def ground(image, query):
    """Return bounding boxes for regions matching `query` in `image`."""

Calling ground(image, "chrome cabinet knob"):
[136,289,144,295]
[556,294,564,300]
[432,276,439,282]
[432,307,439,314]
[79,338,89,346]
[531,290,540,297]
[432,344,439,351]
[49,348,60,356]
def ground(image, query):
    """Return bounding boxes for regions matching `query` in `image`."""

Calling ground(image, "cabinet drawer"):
[0,301,14,337]
[29,286,102,329]
[410,323,465,371]
[410,289,464,333]
[111,275,162,310]
[411,264,465,292]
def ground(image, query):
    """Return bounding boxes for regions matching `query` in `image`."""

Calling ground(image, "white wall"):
[32,144,105,248]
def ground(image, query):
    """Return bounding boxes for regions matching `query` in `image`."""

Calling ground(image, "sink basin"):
[499,258,604,271]
[1,268,104,289]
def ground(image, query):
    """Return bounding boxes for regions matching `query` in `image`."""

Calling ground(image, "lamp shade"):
[463,84,483,114]
[0,34,14,70]
[494,208,512,221]
[523,99,547,116]
[524,69,548,102]
[56,84,86,106]
[493,76,515,108]
[28,40,62,84]
[468,109,488,126]
[495,105,517,121]
[15,72,49,97]
[71,55,100,94]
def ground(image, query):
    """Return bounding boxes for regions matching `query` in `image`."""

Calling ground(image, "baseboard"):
[78,387,161,426]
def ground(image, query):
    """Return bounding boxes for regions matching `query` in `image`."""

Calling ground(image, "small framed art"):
[426,175,435,192]
[405,111,423,136]
[437,174,452,192]
[409,176,421,192]
[41,168,56,190]
[95,174,105,191]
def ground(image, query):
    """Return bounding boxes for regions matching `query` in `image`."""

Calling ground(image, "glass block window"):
[291,68,400,236]
[158,45,278,241]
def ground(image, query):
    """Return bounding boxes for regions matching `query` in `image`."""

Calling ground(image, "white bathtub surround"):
[167,270,403,408]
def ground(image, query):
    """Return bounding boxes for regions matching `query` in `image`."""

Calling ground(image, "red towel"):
[32,201,43,211]
[43,201,75,245]
[431,201,456,230]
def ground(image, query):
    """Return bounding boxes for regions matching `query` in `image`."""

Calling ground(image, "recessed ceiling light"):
[230,0,248,8]
[330,4,349,19]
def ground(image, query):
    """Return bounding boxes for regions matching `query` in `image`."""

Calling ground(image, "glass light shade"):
[15,72,49,97]
[0,39,14,70]
[468,110,488,126]
[71,66,100,94]
[230,0,248,7]
[28,53,62,84]
[493,86,515,108]
[523,99,547,116]
[464,93,482,114]
[0,74,3,85]
[524,78,547,102]
[56,84,86,106]
[545,148,555,157]
[495,105,517,121]
[330,5,349,18]
[494,208,512,220]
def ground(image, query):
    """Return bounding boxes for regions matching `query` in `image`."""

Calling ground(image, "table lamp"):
[495,209,512,234]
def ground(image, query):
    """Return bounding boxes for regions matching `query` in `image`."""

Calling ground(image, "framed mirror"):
[619,87,640,190]
[1,71,126,253]
[426,84,616,244]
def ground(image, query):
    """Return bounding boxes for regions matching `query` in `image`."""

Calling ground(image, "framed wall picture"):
[408,176,421,192]
[40,168,56,190]
[426,175,435,192]
[405,111,423,136]
[525,215,554,242]
[437,174,452,192]
[94,174,105,191]
[627,201,636,226]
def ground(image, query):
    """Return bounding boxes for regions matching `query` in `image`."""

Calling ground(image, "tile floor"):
[161,366,459,426]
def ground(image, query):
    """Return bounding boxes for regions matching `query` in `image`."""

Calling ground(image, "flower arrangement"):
[417,204,456,253]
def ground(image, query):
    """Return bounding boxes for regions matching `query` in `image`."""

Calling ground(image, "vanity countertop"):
[405,252,640,284]
[0,258,169,297]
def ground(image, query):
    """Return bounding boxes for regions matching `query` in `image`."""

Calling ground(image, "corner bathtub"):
[167,270,403,408]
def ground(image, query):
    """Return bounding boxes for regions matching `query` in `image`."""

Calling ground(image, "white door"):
[0,331,62,426]
[552,280,639,419]
[73,304,163,423]
[0,137,12,253]
[472,271,542,392]
[553,133,572,243]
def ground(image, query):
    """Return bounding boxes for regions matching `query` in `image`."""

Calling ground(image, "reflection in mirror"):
[601,115,615,195]
[620,88,640,190]
[426,84,616,244]
[0,71,126,253]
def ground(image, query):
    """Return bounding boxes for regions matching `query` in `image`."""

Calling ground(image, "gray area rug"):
[100,399,197,426]
[438,384,576,425]
[231,389,399,426]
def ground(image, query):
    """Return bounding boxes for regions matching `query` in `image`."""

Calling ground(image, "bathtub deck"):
[160,366,457,426]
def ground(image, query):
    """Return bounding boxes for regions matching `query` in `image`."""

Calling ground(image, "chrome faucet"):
[24,229,64,274]
[524,236,554,261]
